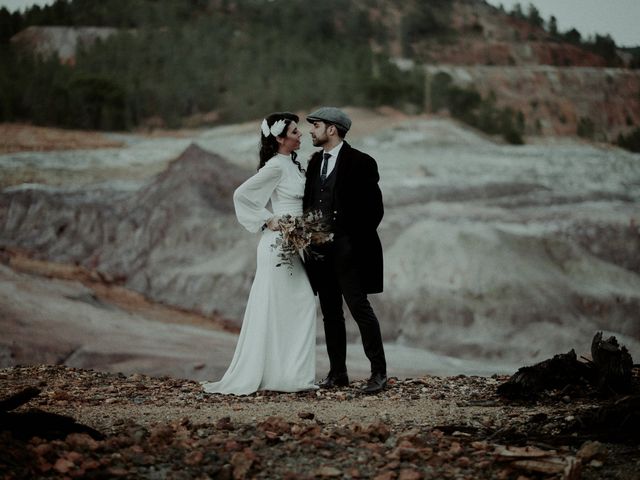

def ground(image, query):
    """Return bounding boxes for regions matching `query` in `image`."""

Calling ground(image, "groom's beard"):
[311,133,328,147]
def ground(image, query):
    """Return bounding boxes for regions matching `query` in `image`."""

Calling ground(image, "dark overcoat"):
[303,141,384,294]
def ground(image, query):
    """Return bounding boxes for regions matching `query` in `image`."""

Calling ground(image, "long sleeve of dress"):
[233,159,283,233]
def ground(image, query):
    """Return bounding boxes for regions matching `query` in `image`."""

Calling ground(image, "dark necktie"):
[320,153,331,183]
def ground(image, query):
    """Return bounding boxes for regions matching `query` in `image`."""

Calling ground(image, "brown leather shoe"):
[361,372,387,394]
[317,371,349,388]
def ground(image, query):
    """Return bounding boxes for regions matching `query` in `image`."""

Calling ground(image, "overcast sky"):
[2,0,639,47]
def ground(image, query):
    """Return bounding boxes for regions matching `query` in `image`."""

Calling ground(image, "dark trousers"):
[315,236,387,375]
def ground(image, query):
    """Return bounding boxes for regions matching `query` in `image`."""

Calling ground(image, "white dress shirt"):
[320,141,344,178]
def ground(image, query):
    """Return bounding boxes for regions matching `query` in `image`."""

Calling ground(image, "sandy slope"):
[0,260,515,380]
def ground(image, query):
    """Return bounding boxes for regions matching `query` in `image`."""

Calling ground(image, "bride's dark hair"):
[258,112,304,173]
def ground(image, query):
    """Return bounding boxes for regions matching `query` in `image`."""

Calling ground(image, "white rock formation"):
[1,115,639,371]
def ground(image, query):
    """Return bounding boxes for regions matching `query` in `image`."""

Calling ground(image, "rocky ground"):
[1,365,638,479]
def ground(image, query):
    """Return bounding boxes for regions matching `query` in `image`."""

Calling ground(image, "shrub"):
[433,79,525,144]
[577,117,595,139]
[616,127,640,153]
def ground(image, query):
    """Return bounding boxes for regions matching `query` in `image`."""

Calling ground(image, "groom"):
[303,107,387,394]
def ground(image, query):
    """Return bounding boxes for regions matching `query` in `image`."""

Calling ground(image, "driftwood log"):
[496,349,592,399]
[0,387,104,441]
[590,331,634,393]
[498,332,635,399]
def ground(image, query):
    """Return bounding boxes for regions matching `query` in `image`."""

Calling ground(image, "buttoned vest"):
[308,166,344,236]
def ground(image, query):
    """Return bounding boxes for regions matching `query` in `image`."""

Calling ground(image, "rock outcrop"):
[424,65,640,140]
[10,26,119,65]
[0,143,254,317]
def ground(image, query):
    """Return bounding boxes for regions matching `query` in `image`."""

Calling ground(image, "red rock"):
[53,458,74,473]
[365,421,391,442]
[471,441,489,450]
[398,469,424,480]
[66,451,83,463]
[129,445,144,454]
[216,416,234,431]
[258,416,291,435]
[149,425,175,443]
[373,471,397,480]
[449,441,463,456]
[496,469,511,480]
[66,433,99,451]
[296,425,321,437]
[231,449,255,479]
[387,446,419,461]
[185,450,203,465]
[80,459,100,471]
[298,411,315,420]
[225,440,242,452]
[311,439,330,448]
[107,467,129,476]
[314,466,342,477]
[242,447,257,461]
[33,443,52,456]
[347,467,362,478]
[419,447,433,458]
[282,471,299,480]
[36,459,52,473]
[69,468,86,478]
[362,442,385,454]
[576,441,607,462]
[397,429,422,445]
[397,440,415,449]
[52,390,73,401]
[337,436,353,446]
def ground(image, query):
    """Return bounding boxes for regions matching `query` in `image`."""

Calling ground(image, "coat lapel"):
[334,141,352,191]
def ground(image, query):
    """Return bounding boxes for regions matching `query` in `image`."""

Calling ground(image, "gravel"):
[2,365,638,479]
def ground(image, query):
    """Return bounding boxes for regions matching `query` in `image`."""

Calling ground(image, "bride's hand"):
[266,216,280,231]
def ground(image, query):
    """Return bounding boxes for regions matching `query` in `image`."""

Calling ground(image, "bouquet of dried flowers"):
[271,210,334,270]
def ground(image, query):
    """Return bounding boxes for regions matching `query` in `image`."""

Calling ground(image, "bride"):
[201,112,317,395]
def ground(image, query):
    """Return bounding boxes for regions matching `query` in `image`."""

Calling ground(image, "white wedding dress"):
[201,153,317,395]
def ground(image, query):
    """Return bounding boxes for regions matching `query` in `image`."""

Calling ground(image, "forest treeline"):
[0,0,525,144]
[0,0,637,149]
[0,0,429,131]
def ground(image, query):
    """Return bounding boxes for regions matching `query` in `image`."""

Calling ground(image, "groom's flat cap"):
[306,107,352,132]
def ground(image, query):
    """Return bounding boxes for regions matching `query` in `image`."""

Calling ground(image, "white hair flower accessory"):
[261,118,288,137]
[270,119,287,137]
[261,119,270,137]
